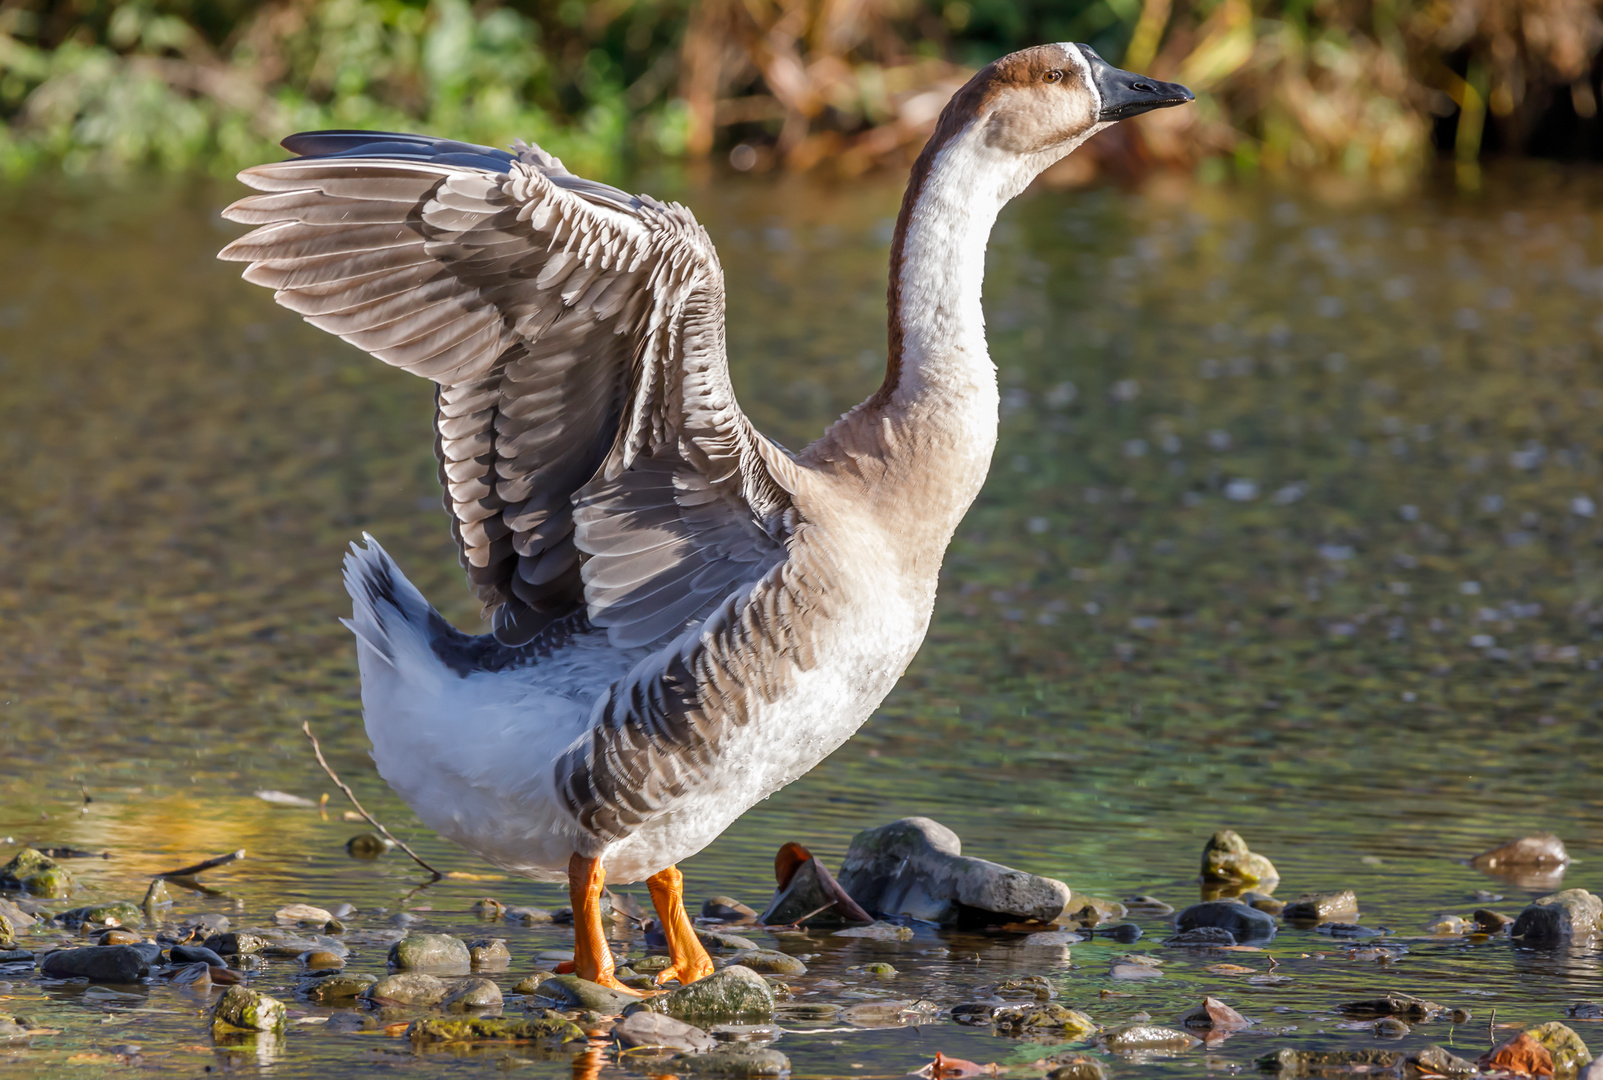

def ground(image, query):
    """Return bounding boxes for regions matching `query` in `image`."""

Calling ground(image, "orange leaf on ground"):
[1480,1032,1555,1077]
[774,842,812,889]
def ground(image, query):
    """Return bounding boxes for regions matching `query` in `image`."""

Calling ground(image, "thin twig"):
[155,849,245,879]
[302,721,443,880]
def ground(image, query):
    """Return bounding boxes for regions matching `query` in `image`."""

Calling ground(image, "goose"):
[218,43,1191,994]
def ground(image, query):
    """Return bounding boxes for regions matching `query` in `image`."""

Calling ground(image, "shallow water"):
[3,162,1603,1076]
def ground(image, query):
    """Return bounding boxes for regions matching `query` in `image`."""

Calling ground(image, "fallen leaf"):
[383,1022,411,1037]
[775,842,812,889]
[914,1052,997,1078]
[1480,1032,1554,1077]
[1205,963,1256,975]
[253,789,317,807]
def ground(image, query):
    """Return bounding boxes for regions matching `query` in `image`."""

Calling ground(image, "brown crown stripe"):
[873,45,1071,409]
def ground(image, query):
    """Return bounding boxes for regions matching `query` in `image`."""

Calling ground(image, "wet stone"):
[1021,930,1084,948]
[39,945,149,982]
[97,929,142,946]
[204,932,271,956]
[1568,1003,1603,1020]
[696,928,759,952]
[0,900,33,930]
[1095,923,1143,943]
[0,1015,31,1045]
[613,1010,716,1053]
[634,965,775,1022]
[1046,1056,1109,1080]
[407,1016,585,1043]
[1336,993,1443,1020]
[0,912,12,949]
[1124,895,1174,917]
[469,938,511,968]
[1257,1049,1404,1074]
[528,974,639,1014]
[363,972,450,1006]
[389,931,471,972]
[1524,1021,1594,1073]
[442,975,503,1010]
[300,949,344,969]
[836,817,1071,925]
[298,972,376,1002]
[0,950,32,965]
[168,962,211,987]
[59,901,141,928]
[725,949,805,975]
[1474,909,1515,933]
[831,922,913,941]
[994,1004,1096,1036]
[1409,1046,1478,1076]
[779,1003,843,1022]
[1175,901,1277,942]
[633,955,676,975]
[346,833,391,858]
[0,848,74,898]
[1201,830,1278,885]
[1099,1024,1200,1051]
[505,906,554,925]
[471,898,506,920]
[274,903,334,925]
[988,974,1055,1000]
[677,1044,790,1076]
[1472,833,1570,869]
[1373,1018,1410,1037]
[1424,916,1469,935]
[1513,889,1603,944]
[703,897,759,924]
[850,962,898,976]
[1281,890,1358,923]
[212,985,287,1034]
[1316,922,1383,938]
[1243,892,1286,915]
[1166,926,1237,947]
[170,944,225,967]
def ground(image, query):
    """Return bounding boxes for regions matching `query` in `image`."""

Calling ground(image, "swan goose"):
[218,43,1191,993]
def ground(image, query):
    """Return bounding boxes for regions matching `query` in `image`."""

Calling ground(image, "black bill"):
[1078,45,1194,121]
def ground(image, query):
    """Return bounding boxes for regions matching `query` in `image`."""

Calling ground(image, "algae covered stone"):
[298,972,376,1003]
[0,848,74,898]
[1524,1021,1594,1074]
[58,901,142,928]
[388,932,471,972]
[407,1016,585,1043]
[993,1003,1096,1037]
[1200,830,1278,885]
[212,985,287,1033]
[634,965,775,1022]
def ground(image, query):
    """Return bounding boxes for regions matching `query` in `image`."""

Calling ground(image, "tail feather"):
[342,534,435,670]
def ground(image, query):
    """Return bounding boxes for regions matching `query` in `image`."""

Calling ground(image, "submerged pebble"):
[613,1010,716,1053]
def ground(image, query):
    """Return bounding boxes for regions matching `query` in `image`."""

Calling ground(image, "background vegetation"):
[1,0,1602,182]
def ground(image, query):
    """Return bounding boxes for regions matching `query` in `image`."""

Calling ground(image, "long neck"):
[877,120,1031,411]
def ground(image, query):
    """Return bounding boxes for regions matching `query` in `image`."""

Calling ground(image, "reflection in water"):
[2,167,1603,1076]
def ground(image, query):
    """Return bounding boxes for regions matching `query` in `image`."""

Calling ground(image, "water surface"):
[2,163,1603,1076]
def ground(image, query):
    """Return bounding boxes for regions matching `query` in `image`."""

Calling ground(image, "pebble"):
[1337,993,1443,1020]
[528,974,640,1014]
[1099,1024,1201,1051]
[1174,901,1277,942]
[57,901,142,928]
[1242,892,1286,915]
[299,949,344,970]
[1179,996,1250,1030]
[362,972,450,1006]
[850,962,898,976]
[1259,1050,1403,1073]
[442,976,503,1010]
[39,945,149,982]
[212,985,287,1033]
[1123,895,1174,916]
[0,1015,31,1045]
[204,932,270,955]
[96,929,142,946]
[1373,1017,1411,1037]
[471,898,506,920]
[612,1010,716,1052]
[725,949,806,975]
[469,938,511,968]
[1473,909,1515,933]
[1021,930,1084,948]
[389,931,471,972]
[832,922,912,941]
[297,973,376,1002]
[632,965,775,1022]
[275,903,334,925]
[988,975,1055,1000]
[1046,1056,1109,1080]
[506,906,554,925]
[346,833,392,858]
[0,849,74,898]
[681,1044,790,1076]
[1165,927,1236,947]
[780,1002,843,1022]
[1410,1046,1478,1076]
[994,1004,1096,1036]
[1095,922,1143,943]
[696,928,759,951]
[170,944,226,967]
[1110,960,1164,980]
[167,962,212,987]
[1568,1003,1603,1020]
[1471,833,1569,868]
[1315,922,1383,938]
[1281,890,1358,922]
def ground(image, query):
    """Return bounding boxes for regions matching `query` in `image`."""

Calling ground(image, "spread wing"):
[220,130,794,648]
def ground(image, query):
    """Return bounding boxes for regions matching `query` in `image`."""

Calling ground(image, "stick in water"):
[301,721,444,880]
[155,849,245,879]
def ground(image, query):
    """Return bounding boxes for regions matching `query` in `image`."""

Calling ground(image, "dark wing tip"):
[279,129,518,173]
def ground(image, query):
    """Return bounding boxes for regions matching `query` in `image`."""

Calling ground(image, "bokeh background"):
[1,0,1602,182]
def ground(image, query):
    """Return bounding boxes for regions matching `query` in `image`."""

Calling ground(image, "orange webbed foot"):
[653,954,715,988]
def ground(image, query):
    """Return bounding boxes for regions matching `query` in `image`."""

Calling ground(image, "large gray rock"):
[1174,901,1277,942]
[632,965,775,1022]
[835,818,1070,926]
[1513,890,1603,944]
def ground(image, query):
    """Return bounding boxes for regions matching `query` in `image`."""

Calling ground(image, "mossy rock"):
[0,912,12,949]
[1200,830,1278,884]
[0,849,74,898]
[512,971,558,994]
[406,1016,585,1043]
[297,973,376,1003]
[994,1004,1097,1036]
[389,931,470,972]
[1525,1021,1594,1074]
[58,901,142,928]
[212,986,287,1034]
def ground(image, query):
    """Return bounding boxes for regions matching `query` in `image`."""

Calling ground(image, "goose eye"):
[1044,70,1063,84]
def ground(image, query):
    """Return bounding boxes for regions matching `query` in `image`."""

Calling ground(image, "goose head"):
[929,43,1193,195]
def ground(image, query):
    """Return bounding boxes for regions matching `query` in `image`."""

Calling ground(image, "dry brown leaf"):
[1480,1032,1555,1077]
[914,1052,997,1078]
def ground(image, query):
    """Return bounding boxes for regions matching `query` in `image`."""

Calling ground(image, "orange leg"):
[568,853,642,996]
[646,864,714,987]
